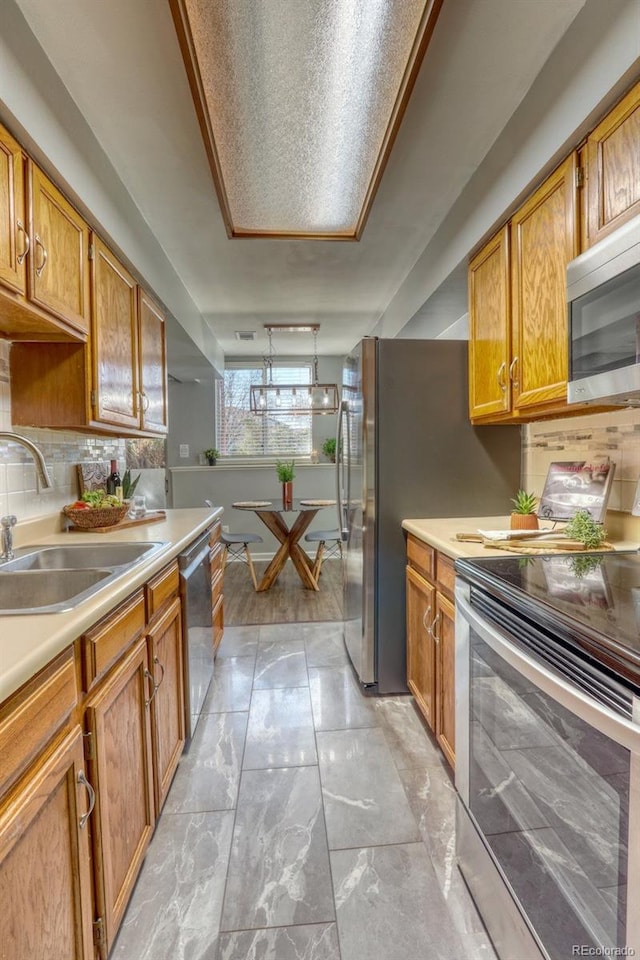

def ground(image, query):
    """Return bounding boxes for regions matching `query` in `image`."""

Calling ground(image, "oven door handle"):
[456,590,640,753]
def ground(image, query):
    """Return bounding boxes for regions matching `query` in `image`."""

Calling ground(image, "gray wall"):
[166,356,344,469]
[170,464,337,557]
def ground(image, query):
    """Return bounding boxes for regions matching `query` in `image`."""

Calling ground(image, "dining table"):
[231,498,336,592]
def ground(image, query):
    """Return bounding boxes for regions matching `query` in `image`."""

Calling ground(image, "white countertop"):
[402,515,640,560]
[0,507,223,705]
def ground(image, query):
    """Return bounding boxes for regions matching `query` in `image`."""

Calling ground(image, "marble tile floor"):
[112,622,497,960]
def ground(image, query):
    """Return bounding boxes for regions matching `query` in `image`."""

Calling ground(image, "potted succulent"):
[510,490,539,530]
[203,447,219,466]
[276,459,295,507]
[322,437,337,463]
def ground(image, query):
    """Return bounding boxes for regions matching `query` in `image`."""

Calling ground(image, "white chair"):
[304,528,343,581]
[205,501,263,591]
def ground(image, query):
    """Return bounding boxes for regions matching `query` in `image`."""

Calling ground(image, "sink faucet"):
[0,432,53,489]
[0,434,53,563]
[1,515,17,563]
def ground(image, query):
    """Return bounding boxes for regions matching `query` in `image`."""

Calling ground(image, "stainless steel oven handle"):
[456,590,640,753]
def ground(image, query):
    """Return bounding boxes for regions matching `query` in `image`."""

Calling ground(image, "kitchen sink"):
[0,569,113,612]
[1,542,162,572]
[0,541,168,614]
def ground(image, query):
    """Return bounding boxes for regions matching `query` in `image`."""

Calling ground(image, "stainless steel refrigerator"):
[336,337,521,694]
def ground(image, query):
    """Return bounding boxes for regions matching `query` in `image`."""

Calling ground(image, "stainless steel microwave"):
[567,214,640,406]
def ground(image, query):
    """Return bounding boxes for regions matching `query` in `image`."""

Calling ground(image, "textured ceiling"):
[13,0,587,357]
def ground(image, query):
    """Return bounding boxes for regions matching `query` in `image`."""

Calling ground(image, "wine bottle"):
[106,459,123,501]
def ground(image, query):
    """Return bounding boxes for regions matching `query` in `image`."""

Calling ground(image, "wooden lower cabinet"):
[85,636,155,956]
[434,592,456,769]
[405,534,456,769]
[406,564,436,730]
[0,726,94,960]
[147,596,185,813]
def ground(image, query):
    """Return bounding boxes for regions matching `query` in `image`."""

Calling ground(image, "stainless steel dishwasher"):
[178,530,214,740]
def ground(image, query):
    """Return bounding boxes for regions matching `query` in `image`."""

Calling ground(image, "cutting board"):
[489,538,614,554]
[67,510,166,533]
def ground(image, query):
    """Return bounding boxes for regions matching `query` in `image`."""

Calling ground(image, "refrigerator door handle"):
[344,399,352,538]
[335,399,348,538]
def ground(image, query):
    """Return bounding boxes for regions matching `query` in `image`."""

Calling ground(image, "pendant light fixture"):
[249,325,340,415]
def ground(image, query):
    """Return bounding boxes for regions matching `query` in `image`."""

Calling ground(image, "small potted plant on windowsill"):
[510,490,539,530]
[203,448,219,466]
[322,437,337,463]
[276,459,295,507]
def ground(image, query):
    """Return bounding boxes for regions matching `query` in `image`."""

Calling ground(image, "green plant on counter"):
[564,510,607,549]
[510,490,538,515]
[322,437,337,462]
[276,459,295,482]
[204,448,220,465]
[122,468,141,499]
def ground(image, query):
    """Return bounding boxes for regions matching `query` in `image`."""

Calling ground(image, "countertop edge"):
[0,507,223,706]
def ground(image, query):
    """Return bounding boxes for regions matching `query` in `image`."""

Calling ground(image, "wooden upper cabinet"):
[27,161,90,334]
[586,80,640,248]
[510,152,578,411]
[468,224,511,420]
[0,123,27,295]
[90,234,140,429]
[0,726,95,960]
[138,287,168,434]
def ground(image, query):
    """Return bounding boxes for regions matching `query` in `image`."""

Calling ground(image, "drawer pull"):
[422,605,432,633]
[34,234,48,277]
[77,770,95,829]
[16,220,30,264]
[153,656,165,689]
[144,668,157,706]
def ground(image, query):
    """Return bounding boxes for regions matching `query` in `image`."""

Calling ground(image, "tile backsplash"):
[0,340,125,519]
[522,408,640,514]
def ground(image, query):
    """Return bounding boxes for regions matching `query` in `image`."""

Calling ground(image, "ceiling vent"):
[235,330,257,341]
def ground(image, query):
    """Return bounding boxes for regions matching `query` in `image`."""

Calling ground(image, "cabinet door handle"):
[497,362,507,392]
[509,356,519,388]
[34,234,48,277]
[144,667,157,706]
[422,605,432,633]
[153,656,165,689]
[16,220,30,264]
[77,770,95,829]
[432,613,441,644]
[140,391,150,412]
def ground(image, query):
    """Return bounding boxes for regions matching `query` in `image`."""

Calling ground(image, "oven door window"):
[570,262,640,380]
[469,632,630,958]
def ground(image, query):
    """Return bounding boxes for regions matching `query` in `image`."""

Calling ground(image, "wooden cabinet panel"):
[587,81,640,247]
[435,552,455,601]
[81,590,146,692]
[146,561,179,621]
[0,123,26,295]
[147,597,185,812]
[435,593,455,769]
[406,534,434,581]
[213,593,224,654]
[406,565,436,731]
[468,225,511,419]
[0,726,94,960]
[511,153,578,411]
[0,647,77,796]
[90,235,140,429]
[138,288,168,435]
[86,637,155,953]
[28,161,90,333]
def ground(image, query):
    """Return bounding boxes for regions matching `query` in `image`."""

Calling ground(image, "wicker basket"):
[63,504,129,529]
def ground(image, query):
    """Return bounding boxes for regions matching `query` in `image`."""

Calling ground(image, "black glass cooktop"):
[456,550,640,685]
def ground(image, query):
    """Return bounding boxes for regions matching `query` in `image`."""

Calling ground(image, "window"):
[216,362,312,458]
